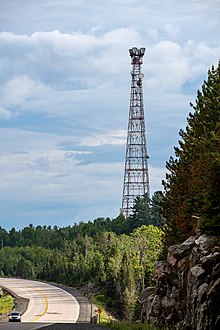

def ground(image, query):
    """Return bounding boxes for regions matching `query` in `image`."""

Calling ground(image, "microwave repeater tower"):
[121,47,150,217]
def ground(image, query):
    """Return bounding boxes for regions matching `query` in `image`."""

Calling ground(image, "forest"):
[162,60,220,243]
[0,192,165,320]
[0,61,220,321]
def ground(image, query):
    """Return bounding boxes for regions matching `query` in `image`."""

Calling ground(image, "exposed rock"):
[190,265,206,279]
[140,287,155,302]
[195,235,219,252]
[141,234,220,330]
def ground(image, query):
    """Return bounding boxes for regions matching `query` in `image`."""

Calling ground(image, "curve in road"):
[0,278,80,323]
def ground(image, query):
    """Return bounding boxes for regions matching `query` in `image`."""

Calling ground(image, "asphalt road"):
[0,278,111,329]
[0,278,79,323]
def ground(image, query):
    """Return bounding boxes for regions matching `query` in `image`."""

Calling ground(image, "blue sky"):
[0,0,220,230]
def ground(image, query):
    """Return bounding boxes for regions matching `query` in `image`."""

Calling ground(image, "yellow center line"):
[32,288,49,322]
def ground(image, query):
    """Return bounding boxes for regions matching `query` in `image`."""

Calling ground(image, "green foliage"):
[132,225,164,277]
[125,192,166,235]
[129,194,151,231]
[0,192,165,320]
[150,191,166,227]
[0,294,14,315]
[0,191,165,251]
[0,223,164,321]
[162,61,220,242]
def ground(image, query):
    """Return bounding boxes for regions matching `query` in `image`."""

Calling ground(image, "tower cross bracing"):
[121,47,150,217]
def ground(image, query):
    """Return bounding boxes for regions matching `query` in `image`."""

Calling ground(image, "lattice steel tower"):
[121,47,150,217]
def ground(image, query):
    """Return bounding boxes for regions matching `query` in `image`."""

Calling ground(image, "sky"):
[0,0,220,230]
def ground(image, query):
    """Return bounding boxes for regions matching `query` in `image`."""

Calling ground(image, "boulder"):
[141,234,220,329]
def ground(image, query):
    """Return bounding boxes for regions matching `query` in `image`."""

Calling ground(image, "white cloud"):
[163,23,179,38]
[0,0,219,229]
[0,29,219,127]
[147,40,220,92]
[74,129,126,147]
[0,106,12,119]
[0,75,49,108]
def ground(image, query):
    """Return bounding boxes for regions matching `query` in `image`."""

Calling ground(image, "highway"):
[0,277,80,328]
[0,278,110,329]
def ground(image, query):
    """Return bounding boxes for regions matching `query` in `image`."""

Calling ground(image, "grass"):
[0,294,14,315]
[91,293,117,324]
[99,308,112,323]
[92,293,167,330]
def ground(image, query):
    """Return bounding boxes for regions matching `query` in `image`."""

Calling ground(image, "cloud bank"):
[0,0,219,229]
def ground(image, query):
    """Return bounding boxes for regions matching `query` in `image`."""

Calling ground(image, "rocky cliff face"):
[141,235,220,330]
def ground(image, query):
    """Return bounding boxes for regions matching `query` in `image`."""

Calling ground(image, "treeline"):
[162,61,220,243]
[0,225,163,320]
[0,191,165,249]
[0,192,165,320]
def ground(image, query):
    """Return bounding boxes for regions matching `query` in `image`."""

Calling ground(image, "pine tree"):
[150,191,166,227]
[127,194,151,233]
[162,61,220,242]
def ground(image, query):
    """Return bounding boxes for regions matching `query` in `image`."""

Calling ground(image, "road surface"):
[0,277,80,323]
[0,278,111,329]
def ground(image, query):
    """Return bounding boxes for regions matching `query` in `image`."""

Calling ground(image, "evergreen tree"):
[150,191,166,227]
[162,61,220,242]
[128,193,151,232]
